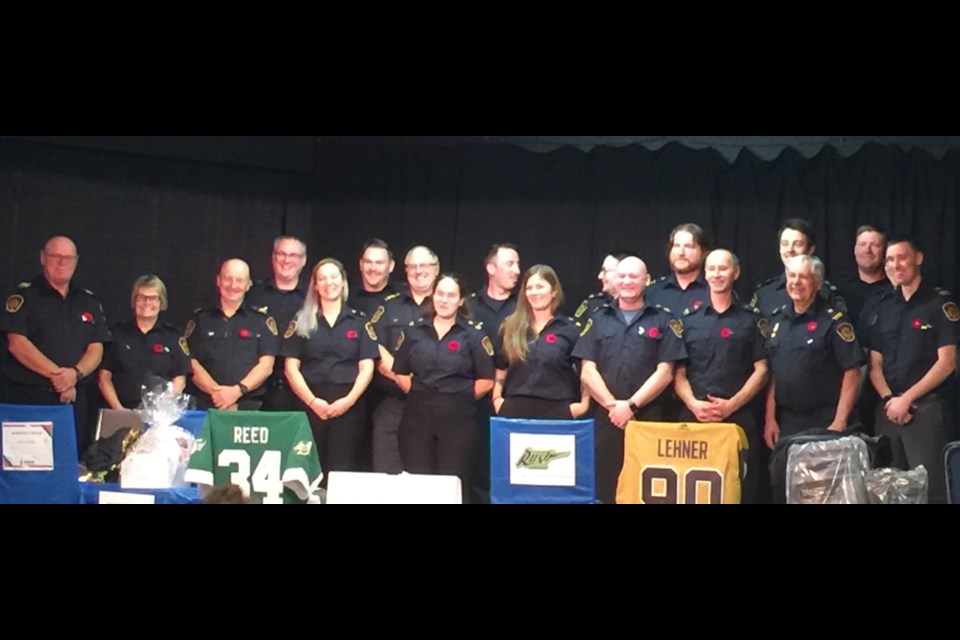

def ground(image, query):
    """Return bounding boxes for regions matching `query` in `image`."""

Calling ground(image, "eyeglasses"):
[135,294,161,304]
[274,252,304,260]
[406,263,438,271]
[45,252,78,263]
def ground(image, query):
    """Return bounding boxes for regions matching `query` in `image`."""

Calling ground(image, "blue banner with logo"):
[0,404,80,504]
[490,417,595,504]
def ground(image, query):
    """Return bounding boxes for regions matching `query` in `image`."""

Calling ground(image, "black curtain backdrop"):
[2,137,958,331]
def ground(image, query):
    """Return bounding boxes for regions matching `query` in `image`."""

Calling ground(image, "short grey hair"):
[785,254,824,286]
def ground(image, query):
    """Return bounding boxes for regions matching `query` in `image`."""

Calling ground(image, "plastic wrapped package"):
[865,466,928,504]
[786,436,871,504]
[120,383,195,489]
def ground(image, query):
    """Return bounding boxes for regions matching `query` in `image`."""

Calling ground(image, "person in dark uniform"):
[284,258,379,477]
[493,264,590,420]
[185,259,279,411]
[1,235,111,458]
[392,274,495,504]
[764,255,864,449]
[573,251,630,322]
[369,245,438,473]
[674,249,769,503]
[751,218,845,322]
[246,236,308,411]
[347,238,397,319]
[572,255,687,504]
[646,223,711,318]
[98,275,191,409]
[466,243,521,350]
[863,237,958,504]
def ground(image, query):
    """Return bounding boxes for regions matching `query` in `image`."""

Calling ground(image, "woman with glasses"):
[98,275,191,409]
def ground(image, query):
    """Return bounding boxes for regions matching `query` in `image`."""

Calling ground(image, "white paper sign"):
[2,422,54,471]
[509,433,576,487]
[98,491,157,505]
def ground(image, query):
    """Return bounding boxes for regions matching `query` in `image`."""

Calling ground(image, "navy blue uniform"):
[751,273,846,322]
[1,275,112,456]
[767,297,864,435]
[645,273,710,318]
[572,303,687,504]
[246,279,307,410]
[466,288,518,354]
[862,282,959,503]
[833,273,892,334]
[573,291,612,322]
[102,320,191,408]
[347,282,397,320]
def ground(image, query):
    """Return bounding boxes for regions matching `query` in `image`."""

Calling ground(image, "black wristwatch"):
[72,365,84,381]
[881,394,894,404]
[627,399,639,413]
[238,382,250,396]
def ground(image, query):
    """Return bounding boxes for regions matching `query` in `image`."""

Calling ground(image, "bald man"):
[184,259,279,411]
[1,235,111,457]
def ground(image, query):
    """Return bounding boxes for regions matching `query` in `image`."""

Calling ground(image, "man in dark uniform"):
[184,259,280,411]
[751,218,845,322]
[863,237,958,504]
[347,238,397,319]
[246,236,308,411]
[674,249,769,503]
[573,255,687,504]
[369,245,438,473]
[764,255,864,449]
[466,243,520,351]
[573,250,630,322]
[1,235,111,458]
[646,223,711,318]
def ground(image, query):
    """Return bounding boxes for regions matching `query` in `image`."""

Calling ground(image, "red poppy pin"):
[152,343,165,354]
[448,340,460,351]
[238,328,251,339]
[346,329,358,340]
[720,327,732,339]
[912,318,922,329]
[647,327,660,339]
[81,311,93,323]
[692,300,703,310]
[545,334,557,344]
[807,321,818,333]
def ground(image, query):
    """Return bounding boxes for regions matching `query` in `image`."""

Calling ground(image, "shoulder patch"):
[184,319,196,339]
[370,305,385,324]
[178,336,191,356]
[395,330,405,352]
[574,299,589,318]
[6,294,24,314]
[580,317,593,337]
[17,281,31,289]
[757,317,771,339]
[365,320,377,341]
[836,322,856,343]
[481,335,495,357]
[266,317,279,336]
[944,302,960,323]
[668,318,684,339]
[284,320,297,339]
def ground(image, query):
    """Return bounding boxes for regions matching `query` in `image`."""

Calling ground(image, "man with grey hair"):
[185,259,279,411]
[764,254,864,447]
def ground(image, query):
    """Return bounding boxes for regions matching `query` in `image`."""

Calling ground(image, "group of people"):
[1,219,957,503]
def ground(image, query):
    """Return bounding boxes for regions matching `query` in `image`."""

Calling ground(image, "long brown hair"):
[500,265,563,366]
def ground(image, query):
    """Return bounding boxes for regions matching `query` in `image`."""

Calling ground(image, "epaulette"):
[770,304,787,316]
[250,305,269,315]
[653,303,672,314]
[587,292,600,300]
[352,307,366,317]
[755,275,779,289]
[193,307,206,315]
[469,292,479,299]
[255,305,269,315]
[82,288,95,296]
[384,292,401,302]
[937,287,953,296]
[17,282,31,289]
[826,307,846,321]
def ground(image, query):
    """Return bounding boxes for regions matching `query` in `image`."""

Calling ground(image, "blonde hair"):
[294,258,349,337]
[130,275,169,311]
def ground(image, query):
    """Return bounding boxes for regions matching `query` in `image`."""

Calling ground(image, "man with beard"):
[347,238,397,319]
[574,251,630,322]
[646,223,711,318]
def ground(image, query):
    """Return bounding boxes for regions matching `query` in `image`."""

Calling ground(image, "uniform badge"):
[748,292,758,308]
[178,337,191,356]
[668,319,684,338]
[293,440,313,456]
[580,318,593,337]
[836,322,856,343]
[5,294,24,314]
[395,330,405,352]
[184,319,196,339]
[266,317,279,336]
[638,325,645,336]
[944,302,960,323]
[370,305,385,324]
[575,300,589,318]
[757,318,771,338]
[284,321,297,339]
[365,321,378,341]
[257,306,269,314]
[481,335,495,357]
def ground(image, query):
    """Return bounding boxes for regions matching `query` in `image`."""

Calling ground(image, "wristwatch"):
[72,365,84,381]
[238,382,250,396]
[627,399,639,413]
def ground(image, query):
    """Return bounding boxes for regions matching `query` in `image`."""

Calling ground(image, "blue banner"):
[0,404,79,504]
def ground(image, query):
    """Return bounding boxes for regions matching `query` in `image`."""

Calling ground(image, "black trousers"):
[678,404,761,505]
[498,396,575,420]
[303,382,367,482]
[876,395,949,504]
[400,390,479,504]
[260,377,300,412]
[594,403,661,505]
[4,381,91,461]
[372,392,405,474]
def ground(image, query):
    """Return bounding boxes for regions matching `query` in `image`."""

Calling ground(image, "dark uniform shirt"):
[347,282,397,320]
[370,290,432,394]
[185,304,280,399]
[0,275,111,388]
[862,281,960,396]
[680,301,768,401]
[246,279,308,382]
[392,315,495,394]
[645,273,710,318]
[282,307,380,386]
[102,319,192,407]
[494,316,582,401]
[833,272,892,334]
[466,288,518,353]
[573,291,613,322]
[571,303,687,399]
[751,272,846,322]
[767,297,864,412]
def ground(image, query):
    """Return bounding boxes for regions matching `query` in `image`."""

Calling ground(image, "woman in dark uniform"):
[493,265,590,420]
[284,258,378,476]
[392,274,495,503]
[98,275,191,409]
